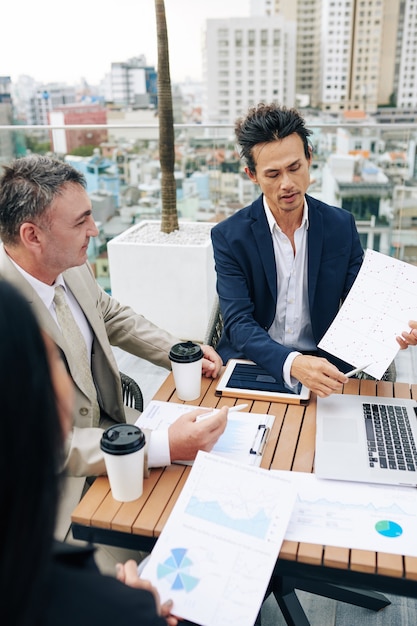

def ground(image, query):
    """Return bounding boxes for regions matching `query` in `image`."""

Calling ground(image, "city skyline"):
[2,0,250,87]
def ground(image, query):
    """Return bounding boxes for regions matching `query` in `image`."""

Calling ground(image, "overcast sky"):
[2,0,250,86]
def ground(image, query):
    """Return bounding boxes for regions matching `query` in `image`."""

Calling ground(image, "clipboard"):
[216,359,311,405]
[250,423,270,457]
[135,399,275,466]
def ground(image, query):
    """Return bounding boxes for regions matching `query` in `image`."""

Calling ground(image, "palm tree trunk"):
[155,0,179,233]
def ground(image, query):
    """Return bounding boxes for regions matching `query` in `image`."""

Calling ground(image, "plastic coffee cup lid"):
[100,424,145,455]
[169,341,204,363]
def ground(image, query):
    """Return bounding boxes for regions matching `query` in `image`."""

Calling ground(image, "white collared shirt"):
[263,197,316,385]
[9,259,94,356]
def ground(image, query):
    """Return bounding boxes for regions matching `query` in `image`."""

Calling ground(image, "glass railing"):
[1,119,417,380]
[1,119,417,261]
[2,119,417,260]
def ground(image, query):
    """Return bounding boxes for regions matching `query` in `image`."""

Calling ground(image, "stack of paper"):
[142,456,417,625]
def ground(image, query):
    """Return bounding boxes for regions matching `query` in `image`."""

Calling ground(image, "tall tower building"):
[258,0,402,112]
[397,0,417,108]
[320,0,400,112]
[270,0,322,108]
[203,15,296,124]
[0,76,14,165]
[379,0,403,107]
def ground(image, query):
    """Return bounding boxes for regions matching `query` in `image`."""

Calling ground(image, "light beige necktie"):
[53,285,100,426]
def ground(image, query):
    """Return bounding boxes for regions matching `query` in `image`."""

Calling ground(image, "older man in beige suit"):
[0,155,227,543]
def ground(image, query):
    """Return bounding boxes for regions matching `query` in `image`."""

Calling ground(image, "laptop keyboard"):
[363,402,417,472]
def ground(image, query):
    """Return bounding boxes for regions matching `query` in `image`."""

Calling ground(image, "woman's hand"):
[116,560,178,625]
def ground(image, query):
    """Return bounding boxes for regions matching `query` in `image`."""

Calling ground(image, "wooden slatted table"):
[71,373,417,618]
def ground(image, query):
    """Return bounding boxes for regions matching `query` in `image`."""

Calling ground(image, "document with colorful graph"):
[318,249,417,379]
[141,451,296,626]
[272,470,417,557]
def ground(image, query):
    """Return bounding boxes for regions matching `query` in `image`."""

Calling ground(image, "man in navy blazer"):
[211,104,364,397]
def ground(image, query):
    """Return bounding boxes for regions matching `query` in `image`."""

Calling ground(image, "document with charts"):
[136,400,275,466]
[141,451,296,626]
[318,249,417,379]
[272,471,417,557]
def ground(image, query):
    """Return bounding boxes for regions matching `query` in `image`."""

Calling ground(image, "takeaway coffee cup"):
[100,424,146,502]
[169,341,204,401]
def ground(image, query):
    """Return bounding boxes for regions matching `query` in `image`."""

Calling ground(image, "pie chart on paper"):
[375,520,403,538]
[157,547,200,592]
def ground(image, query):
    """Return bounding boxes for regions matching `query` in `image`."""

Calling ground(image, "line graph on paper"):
[182,454,290,541]
[140,452,296,626]
[318,249,417,379]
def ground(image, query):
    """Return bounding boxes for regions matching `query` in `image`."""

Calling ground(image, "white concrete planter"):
[107,220,217,342]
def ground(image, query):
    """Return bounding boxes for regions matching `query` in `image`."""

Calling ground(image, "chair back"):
[204,295,224,349]
[120,371,144,412]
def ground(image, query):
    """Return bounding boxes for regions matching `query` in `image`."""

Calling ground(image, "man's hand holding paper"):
[397,320,417,350]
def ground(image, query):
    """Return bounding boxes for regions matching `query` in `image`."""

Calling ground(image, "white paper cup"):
[100,424,146,502]
[169,341,204,401]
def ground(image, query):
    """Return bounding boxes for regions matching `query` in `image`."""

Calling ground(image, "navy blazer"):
[211,194,364,385]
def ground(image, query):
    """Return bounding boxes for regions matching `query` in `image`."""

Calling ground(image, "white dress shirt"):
[263,197,316,387]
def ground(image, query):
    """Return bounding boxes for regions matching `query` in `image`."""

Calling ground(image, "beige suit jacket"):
[0,244,179,538]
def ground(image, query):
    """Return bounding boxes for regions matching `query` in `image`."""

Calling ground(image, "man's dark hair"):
[235,103,312,173]
[0,155,86,245]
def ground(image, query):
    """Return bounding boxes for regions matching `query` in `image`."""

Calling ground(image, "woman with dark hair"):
[0,280,177,626]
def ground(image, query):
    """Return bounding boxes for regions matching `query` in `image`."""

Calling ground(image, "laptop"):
[315,394,417,487]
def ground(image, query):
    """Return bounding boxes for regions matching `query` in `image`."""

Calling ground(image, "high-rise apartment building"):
[253,0,407,112]
[265,0,322,108]
[321,0,401,112]
[101,55,157,109]
[33,84,77,125]
[11,75,38,124]
[203,16,296,124]
[397,0,417,108]
[0,76,14,164]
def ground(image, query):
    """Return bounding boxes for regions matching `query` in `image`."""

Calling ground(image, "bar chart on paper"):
[318,249,417,379]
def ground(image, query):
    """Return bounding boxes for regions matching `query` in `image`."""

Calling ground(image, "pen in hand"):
[344,363,372,378]
[196,404,248,422]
